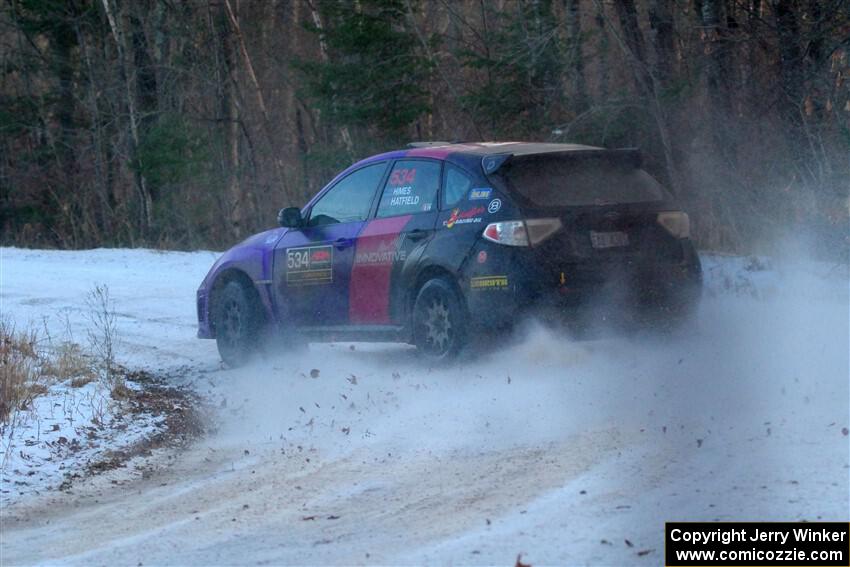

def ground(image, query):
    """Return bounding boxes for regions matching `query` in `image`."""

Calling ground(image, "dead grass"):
[1,319,98,423]
[41,341,96,385]
[0,320,45,422]
[3,285,125,423]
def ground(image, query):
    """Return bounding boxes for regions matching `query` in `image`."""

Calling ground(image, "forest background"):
[1,0,847,257]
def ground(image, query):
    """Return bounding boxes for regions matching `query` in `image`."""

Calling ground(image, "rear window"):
[495,155,667,207]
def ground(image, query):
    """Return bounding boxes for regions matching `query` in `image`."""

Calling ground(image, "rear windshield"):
[494,155,667,207]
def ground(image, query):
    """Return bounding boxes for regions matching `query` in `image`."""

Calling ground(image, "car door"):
[272,162,388,327]
[349,159,442,325]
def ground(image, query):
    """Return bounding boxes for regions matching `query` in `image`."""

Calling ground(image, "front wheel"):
[412,277,467,360]
[213,280,263,367]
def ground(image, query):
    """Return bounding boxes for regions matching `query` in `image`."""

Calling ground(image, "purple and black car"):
[197,141,702,366]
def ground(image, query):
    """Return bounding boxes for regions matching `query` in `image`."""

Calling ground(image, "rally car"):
[197,142,702,366]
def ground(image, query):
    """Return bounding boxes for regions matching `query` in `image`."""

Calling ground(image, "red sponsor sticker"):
[446,206,486,229]
[311,249,331,263]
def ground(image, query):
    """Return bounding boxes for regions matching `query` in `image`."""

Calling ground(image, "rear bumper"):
[462,239,702,327]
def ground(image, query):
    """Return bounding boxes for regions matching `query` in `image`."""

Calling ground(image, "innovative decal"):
[355,235,407,265]
[487,198,502,214]
[468,188,493,201]
[470,275,509,290]
[286,245,333,286]
[445,206,486,228]
[349,215,412,324]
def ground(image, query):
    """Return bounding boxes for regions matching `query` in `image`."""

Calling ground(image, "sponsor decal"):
[286,245,333,286]
[468,187,493,201]
[477,250,487,264]
[470,275,509,290]
[355,235,407,265]
[444,206,486,228]
[487,198,502,214]
[349,215,412,324]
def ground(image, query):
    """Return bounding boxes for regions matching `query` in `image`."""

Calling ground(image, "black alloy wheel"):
[412,277,467,360]
[214,280,262,367]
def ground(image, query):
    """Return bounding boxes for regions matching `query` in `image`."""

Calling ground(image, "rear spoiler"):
[482,148,642,175]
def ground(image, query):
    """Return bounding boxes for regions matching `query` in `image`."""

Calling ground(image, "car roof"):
[356,141,599,163]
[329,142,612,190]
[408,141,600,157]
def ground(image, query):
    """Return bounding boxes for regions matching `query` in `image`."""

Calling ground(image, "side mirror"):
[278,207,303,228]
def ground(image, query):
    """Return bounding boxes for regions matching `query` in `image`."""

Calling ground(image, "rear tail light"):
[482,218,562,247]
[657,211,690,238]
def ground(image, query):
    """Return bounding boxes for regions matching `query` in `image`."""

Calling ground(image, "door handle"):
[333,237,354,249]
[406,229,430,241]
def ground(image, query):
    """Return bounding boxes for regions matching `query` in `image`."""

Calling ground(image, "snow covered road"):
[1,247,847,565]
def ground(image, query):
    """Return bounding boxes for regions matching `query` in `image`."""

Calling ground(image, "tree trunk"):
[564,0,588,109]
[648,0,675,83]
[773,0,803,116]
[610,0,682,196]
[101,0,154,237]
[594,2,610,99]
[215,1,245,239]
[223,0,287,193]
[308,2,355,158]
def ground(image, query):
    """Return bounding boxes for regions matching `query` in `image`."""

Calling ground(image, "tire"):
[213,280,263,367]
[412,277,467,360]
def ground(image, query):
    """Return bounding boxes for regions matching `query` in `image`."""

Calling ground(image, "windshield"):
[494,154,668,207]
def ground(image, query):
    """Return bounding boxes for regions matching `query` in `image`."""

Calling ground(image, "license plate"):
[590,230,629,248]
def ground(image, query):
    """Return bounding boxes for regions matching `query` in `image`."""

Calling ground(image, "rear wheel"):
[213,280,263,367]
[412,277,467,360]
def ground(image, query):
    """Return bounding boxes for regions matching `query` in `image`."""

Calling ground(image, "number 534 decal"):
[286,245,333,286]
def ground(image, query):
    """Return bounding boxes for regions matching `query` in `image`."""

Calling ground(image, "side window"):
[376,160,441,218]
[308,163,387,227]
[443,164,474,208]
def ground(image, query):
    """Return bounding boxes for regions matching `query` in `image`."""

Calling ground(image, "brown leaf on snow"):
[515,553,532,567]
[310,369,320,378]
[625,539,634,547]
[301,515,317,521]
[346,375,358,385]
[636,549,654,556]
[842,427,848,436]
